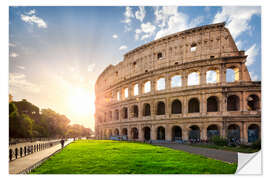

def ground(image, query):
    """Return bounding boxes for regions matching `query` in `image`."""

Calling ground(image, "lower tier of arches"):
[96,121,261,144]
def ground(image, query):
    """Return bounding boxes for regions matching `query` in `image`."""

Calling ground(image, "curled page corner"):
[236,151,262,174]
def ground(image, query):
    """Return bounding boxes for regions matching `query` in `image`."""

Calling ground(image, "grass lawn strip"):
[31,140,237,174]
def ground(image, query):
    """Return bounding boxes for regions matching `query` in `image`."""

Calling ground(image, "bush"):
[210,136,228,146]
[251,139,261,150]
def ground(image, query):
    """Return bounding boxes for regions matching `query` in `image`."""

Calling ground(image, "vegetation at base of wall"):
[190,143,260,153]
[9,99,93,139]
[210,136,228,146]
[31,140,237,174]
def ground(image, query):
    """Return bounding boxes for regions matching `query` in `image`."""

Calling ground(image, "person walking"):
[60,138,65,149]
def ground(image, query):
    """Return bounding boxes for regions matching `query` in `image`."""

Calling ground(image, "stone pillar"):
[201,125,207,141]
[182,127,189,141]
[151,79,156,95]
[127,127,132,140]
[182,73,188,87]
[243,123,248,144]
[200,68,206,85]
[165,74,170,89]
[220,123,226,138]
[151,125,157,140]
[220,65,226,84]
[165,125,172,141]
[139,127,144,141]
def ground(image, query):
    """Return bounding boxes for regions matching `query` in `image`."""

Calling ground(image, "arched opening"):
[157,126,165,140]
[157,77,165,91]
[114,129,119,136]
[157,101,165,115]
[115,109,119,120]
[143,103,151,116]
[122,107,128,119]
[171,99,182,114]
[172,126,182,141]
[207,96,219,112]
[207,125,220,140]
[143,127,151,141]
[171,75,182,88]
[188,72,200,86]
[247,95,260,111]
[131,127,138,139]
[122,128,128,140]
[144,81,151,93]
[188,98,200,113]
[226,67,239,82]
[227,95,240,111]
[189,125,200,141]
[206,70,219,83]
[132,105,139,118]
[133,84,139,96]
[227,124,240,141]
[248,124,259,143]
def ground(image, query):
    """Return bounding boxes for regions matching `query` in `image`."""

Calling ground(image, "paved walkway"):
[154,143,238,163]
[9,139,73,174]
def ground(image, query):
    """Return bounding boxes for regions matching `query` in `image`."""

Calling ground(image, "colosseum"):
[94,22,261,144]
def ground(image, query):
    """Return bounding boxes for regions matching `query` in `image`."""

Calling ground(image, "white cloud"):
[21,11,47,28]
[249,71,259,81]
[246,44,259,67]
[17,66,25,70]
[154,7,204,40]
[135,6,146,22]
[10,52,19,58]
[27,9,36,15]
[112,34,118,39]
[236,40,244,50]
[122,6,134,31]
[135,22,156,41]
[119,45,128,50]
[87,64,96,72]
[213,6,260,39]
[9,73,40,93]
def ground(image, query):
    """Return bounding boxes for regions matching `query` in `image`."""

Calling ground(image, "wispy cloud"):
[88,64,96,72]
[135,22,156,41]
[249,71,259,81]
[21,9,47,28]
[246,44,259,67]
[122,7,134,31]
[9,73,40,93]
[119,45,128,50]
[154,7,204,39]
[9,43,16,47]
[135,7,146,22]
[213,6,260,39]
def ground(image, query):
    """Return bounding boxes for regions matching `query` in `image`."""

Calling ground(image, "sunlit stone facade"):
[95,22,261,144]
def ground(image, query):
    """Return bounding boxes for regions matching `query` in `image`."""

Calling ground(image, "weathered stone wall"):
[94,22,261,144]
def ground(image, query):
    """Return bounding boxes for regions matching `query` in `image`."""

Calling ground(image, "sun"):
[68,88,94,116]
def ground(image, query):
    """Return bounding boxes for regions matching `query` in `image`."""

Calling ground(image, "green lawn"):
[31,140,237,174]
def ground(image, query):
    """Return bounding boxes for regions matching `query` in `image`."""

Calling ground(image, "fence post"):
[20,147,23,157]
[9,149,13,161]
[15,148,18,159]
[24,146,26,156]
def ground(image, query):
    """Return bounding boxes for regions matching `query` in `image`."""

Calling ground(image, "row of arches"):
[105,124,260,143]
[116,67,241,101]
[104,94,260,121]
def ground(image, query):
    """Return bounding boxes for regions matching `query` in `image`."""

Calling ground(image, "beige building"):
[94,22,261,144]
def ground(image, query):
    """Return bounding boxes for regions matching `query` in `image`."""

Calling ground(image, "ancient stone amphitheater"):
[95,22,261,144]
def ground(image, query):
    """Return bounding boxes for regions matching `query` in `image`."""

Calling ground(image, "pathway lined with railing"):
[9,139,73,174]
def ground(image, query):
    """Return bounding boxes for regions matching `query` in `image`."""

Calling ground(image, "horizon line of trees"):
[9,99,93,139]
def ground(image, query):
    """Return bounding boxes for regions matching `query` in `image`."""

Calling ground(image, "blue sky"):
[9,6,261,129]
